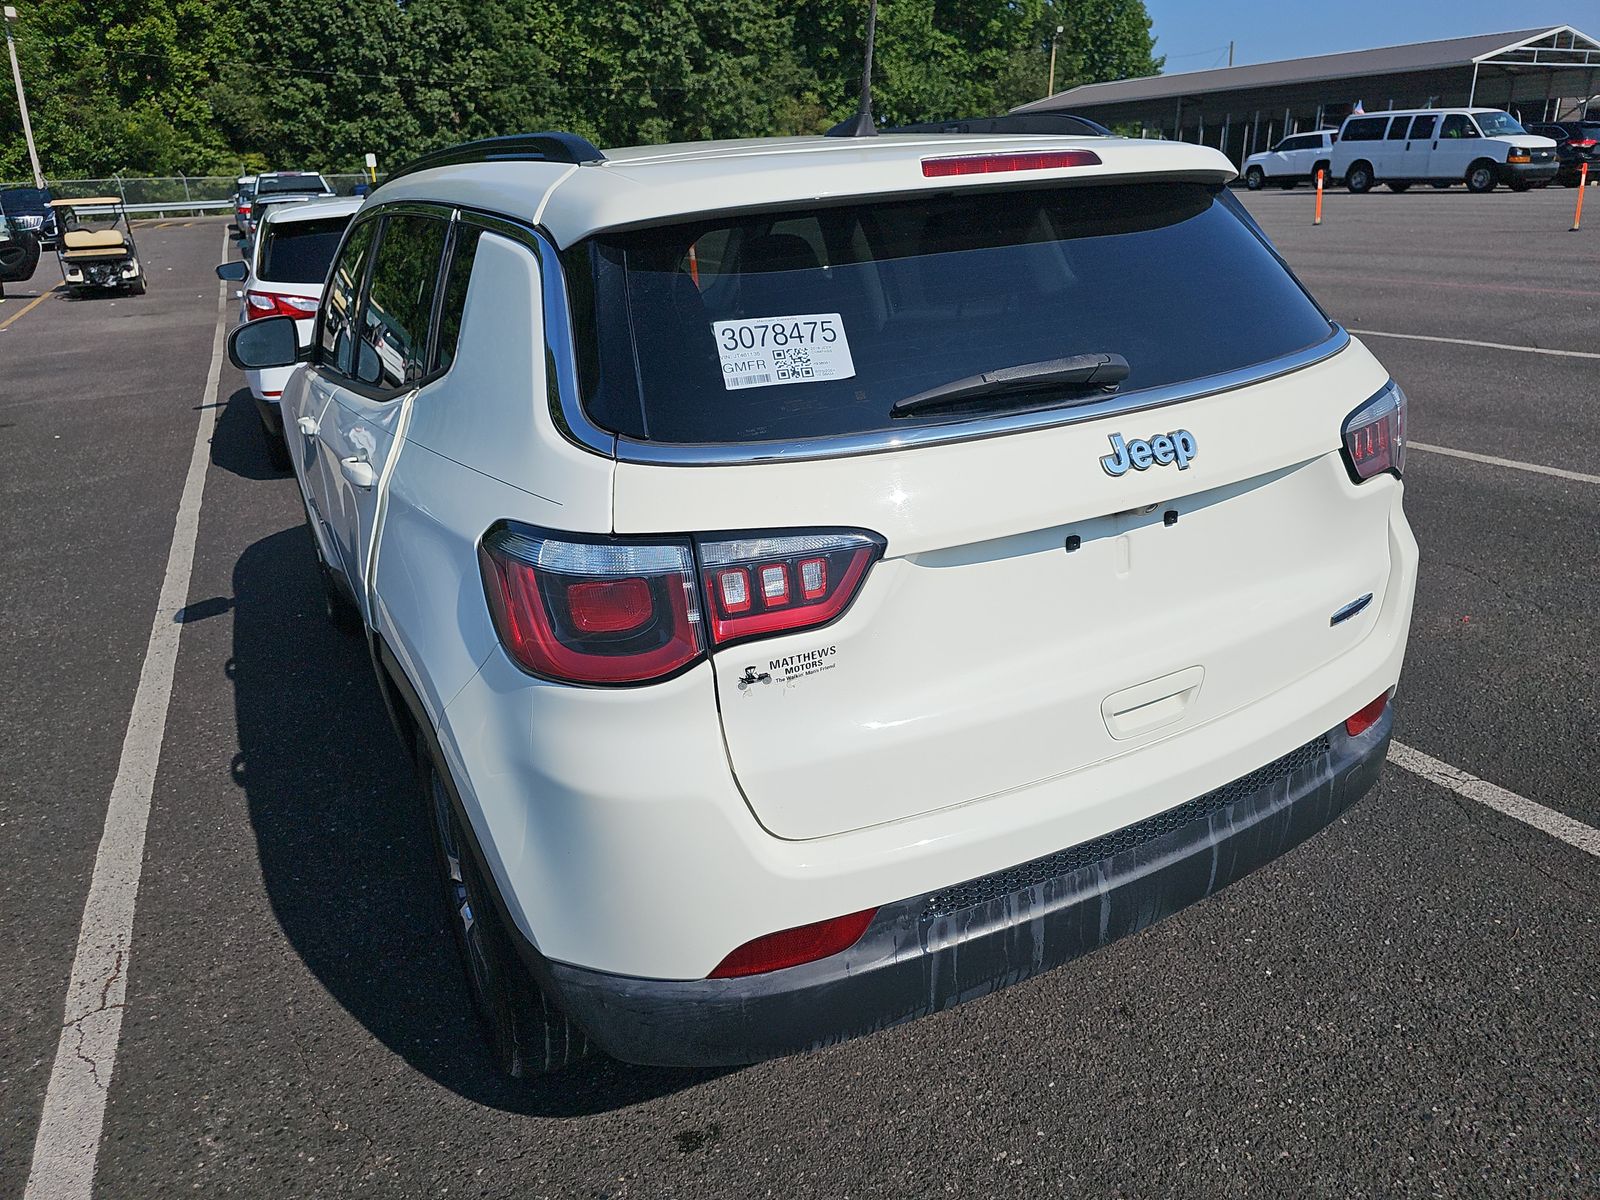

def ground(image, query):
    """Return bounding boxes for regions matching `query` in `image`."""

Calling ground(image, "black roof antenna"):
[827,0,879,137]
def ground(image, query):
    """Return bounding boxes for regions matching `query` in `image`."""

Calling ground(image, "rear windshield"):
[569,182,1333,445]
[259,216,349,284]
[257,175,329,196]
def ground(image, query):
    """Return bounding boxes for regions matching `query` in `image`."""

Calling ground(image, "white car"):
[216,197,360,467]
[1330,107,1559,193]
[230,130,1418,1075]
[1242,130,1337,189]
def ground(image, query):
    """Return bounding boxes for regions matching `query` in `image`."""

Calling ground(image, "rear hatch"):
[252,212,351,339]
[582,170,1395,840]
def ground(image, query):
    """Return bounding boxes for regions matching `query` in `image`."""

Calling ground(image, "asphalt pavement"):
[1,192,1596,1198]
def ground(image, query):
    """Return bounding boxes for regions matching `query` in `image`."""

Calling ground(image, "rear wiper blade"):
[890,353,1129,418]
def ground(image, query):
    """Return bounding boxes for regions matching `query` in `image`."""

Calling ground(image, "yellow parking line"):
[0,288,54,330]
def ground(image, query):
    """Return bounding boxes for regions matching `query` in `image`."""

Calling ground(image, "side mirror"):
[228,315,303,370]
[216,260,248,282]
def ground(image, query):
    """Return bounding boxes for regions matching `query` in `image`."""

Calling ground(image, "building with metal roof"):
[1015,26,1600,165]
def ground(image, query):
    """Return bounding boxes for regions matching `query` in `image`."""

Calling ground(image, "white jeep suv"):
[230,130,1418,1076]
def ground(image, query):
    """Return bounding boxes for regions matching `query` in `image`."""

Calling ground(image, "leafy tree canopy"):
[0,0,1162,179]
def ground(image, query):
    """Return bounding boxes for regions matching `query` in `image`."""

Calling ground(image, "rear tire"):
[1346,162,1375,193]
[1431,181,1452,189]
[1244,166,1264,190]
[1385,182,1411,193]
[1466,162,1497,193]
[1508,180,1532,192]
[262,420,292,471]
[422,754,590,1077]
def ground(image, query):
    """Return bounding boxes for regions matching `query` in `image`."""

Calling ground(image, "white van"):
[1242,130,1337,189]
[1330,108,1558,193]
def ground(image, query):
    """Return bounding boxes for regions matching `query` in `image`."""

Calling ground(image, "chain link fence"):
[0,173,376,216]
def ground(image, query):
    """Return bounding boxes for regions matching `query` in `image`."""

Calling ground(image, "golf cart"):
[48,196,147,297]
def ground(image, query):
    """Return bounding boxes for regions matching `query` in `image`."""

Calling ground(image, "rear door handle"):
[296,416,318,437]
[340,456,376,490]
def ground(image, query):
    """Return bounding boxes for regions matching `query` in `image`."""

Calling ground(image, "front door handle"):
[340,456,376,490]
[296,415,319,437]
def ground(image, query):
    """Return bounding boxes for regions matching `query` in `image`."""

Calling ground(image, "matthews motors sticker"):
[738,645,839,690]
[712,313,856,391]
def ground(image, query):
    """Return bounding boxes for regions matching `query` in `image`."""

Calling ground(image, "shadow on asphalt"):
[211,385,290,482]
[216,385,722,1116]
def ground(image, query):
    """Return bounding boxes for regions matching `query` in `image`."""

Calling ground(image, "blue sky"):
[1144,2,1582,73]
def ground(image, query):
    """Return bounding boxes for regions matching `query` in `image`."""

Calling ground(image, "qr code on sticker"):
[772,346,816,381]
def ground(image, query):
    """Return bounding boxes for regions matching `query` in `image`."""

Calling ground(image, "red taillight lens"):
[1345,692,1390,737]
[245,290,319,321]
[921,149,1102,177]
[698,531,884,647]
[708,908,877,978]
[479,526,703,685]
[1341,382,1407,482]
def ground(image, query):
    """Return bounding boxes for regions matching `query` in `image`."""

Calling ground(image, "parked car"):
[233,175,257,228]
[239,171,334,240]
[1242,130,1337,189]
[0,210,41,296]
[1331,107,1558,193]
[229,129,1417,1077]
[216,196,361,468]
[1525,119,1600,186]
[0,185,59,248]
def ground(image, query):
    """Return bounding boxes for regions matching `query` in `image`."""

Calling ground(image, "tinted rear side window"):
[433,225,484,372]
[258,174,329,195]
[1343,117,1388,141]
[571,183,1333,445]
[356,214,448,391]
[258,216,350,284]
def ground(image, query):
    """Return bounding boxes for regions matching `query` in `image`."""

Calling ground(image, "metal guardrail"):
[66,200,236,217]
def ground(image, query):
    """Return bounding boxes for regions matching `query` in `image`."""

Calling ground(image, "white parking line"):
[1408,441,1600,487]
[1389,741,1600,860]
[1353,328,1600,360]
[23,231,230,1200]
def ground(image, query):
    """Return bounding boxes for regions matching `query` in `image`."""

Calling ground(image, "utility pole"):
[1047,25,1065,98]
[1228,40,1235,67]
[3,5,44,188]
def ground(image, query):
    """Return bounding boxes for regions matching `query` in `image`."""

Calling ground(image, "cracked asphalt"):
[2,190,1597,1198]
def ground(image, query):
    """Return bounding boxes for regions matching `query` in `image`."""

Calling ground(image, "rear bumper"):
[544,707,1393,1067]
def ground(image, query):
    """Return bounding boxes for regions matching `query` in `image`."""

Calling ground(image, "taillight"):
[245,290,319,321]
[1571,139,1598,148]
[1345,692,1390,737]
[708,908,877,978]
[698,531,884,648]
[479,525,703,685]
[239,202,252,215]
[921,149,1101,177]
[1341,382,1407,482]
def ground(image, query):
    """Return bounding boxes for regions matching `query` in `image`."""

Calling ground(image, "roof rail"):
[387,132,606,183]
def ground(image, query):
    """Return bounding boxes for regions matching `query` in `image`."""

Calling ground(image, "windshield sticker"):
[712,313,856,391]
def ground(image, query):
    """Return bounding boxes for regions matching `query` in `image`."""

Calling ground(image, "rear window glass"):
[257,175,329,195]
[258,216,349,284]
[1343,117,1388,141]
[570,183,1333,445]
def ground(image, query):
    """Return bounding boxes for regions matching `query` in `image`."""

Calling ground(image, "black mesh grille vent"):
[922,735,1331,919]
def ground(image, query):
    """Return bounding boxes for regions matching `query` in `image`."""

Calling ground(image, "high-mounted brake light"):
[479,526,703,685]
[698,531,884,648]
[1340,382,1407,483]
[708,908,877,978]
[921,149,1102,178]
[245,290,320,321]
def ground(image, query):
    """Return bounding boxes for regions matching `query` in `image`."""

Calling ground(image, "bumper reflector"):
[1345,692,1390,737]
[709,909,877,979]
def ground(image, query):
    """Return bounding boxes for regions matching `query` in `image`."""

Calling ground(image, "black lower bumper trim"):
[545,711,1393,1067]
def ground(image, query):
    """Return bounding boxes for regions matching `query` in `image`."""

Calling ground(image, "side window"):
[319,219,377,376]
[1384,117,1409,141]
[357,214,449,392]
[1408,114,1438,141]
[1343,117,1387,142]
[432,225,485,373]
[1440,114,1474,139]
